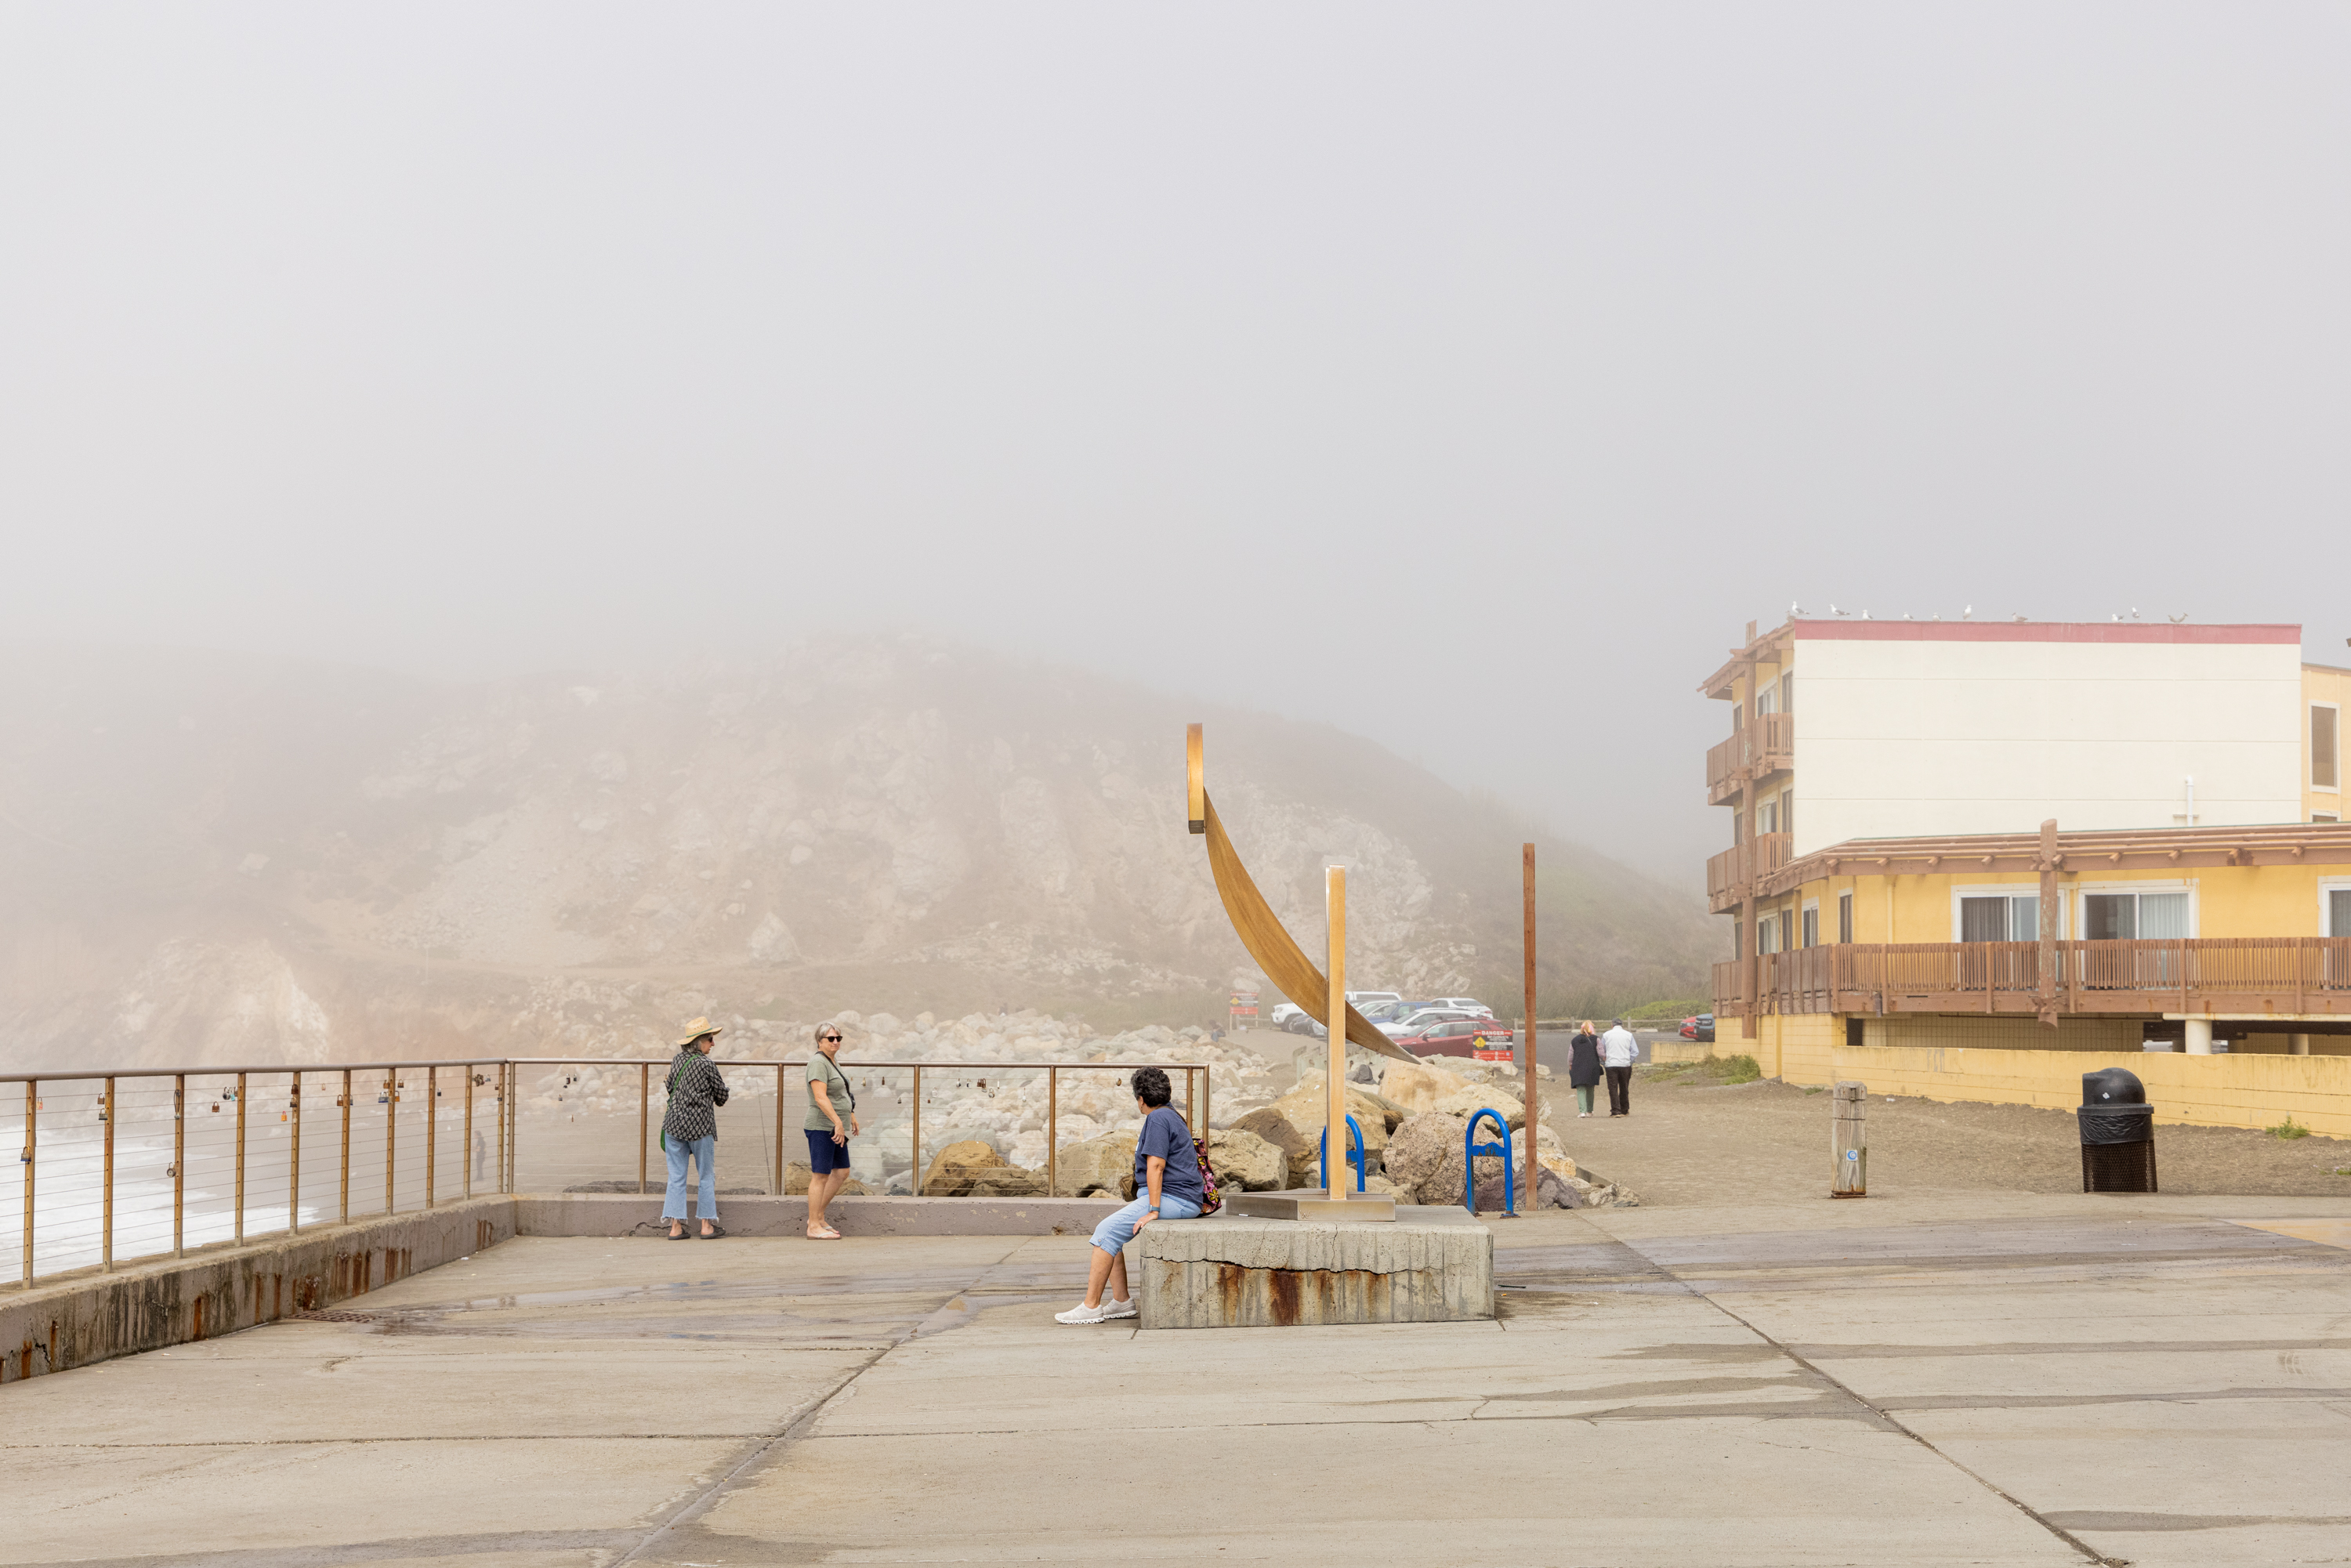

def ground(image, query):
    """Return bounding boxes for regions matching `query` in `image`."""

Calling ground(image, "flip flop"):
[806,1227,842,1240]
[701,1224,726,1240]
[667,1229,691,1241]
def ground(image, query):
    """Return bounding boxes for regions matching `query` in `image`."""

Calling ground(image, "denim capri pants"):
[1089,1191,1202,1254]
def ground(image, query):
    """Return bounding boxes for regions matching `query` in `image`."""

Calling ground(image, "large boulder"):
[1378,1059,1469,1116]
[1054,1132,1139,1198]
[1430,1084,1526,1131]
[1271,1079,1393,1157]
[1204,1128,1285,1192]
[1472,1166,1578,1211]
[969,1165,1049,1197]
[922,1139,1005,1196]
[1230,1108,1318,1189]
[1383,1111,1509,1208]
[784,1163,869,1197]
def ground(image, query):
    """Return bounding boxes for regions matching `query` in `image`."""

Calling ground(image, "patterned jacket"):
[661,1049,730,1143]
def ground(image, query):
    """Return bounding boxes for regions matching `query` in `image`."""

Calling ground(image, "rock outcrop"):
[1204,1127,1284,1192]
[922,1139,1005,1196]
[1053,1132,1138,1198]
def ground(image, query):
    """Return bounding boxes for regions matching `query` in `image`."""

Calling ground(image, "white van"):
[1345,990,1403,1009]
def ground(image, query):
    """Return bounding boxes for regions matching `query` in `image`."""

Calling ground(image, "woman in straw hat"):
[662,1018,730,1240]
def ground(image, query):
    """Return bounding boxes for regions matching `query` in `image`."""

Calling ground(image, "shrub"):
[2269,1117,2312,1140]
[1710,1053,1762,1085]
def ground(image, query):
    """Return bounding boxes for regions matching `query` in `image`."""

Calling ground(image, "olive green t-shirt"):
[806,1052,854,1131]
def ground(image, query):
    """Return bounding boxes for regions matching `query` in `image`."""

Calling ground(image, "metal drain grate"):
[292,1309,382,1324]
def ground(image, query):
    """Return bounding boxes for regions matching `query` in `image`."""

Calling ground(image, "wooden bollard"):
[1831,1081,1867,1198]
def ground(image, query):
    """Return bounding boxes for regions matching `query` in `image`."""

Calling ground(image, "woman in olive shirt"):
[805,1026,860,1239]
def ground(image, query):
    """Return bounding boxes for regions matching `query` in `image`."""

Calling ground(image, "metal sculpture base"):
[1225,1191,1396,1223]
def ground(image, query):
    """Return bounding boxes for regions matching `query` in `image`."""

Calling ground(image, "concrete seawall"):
[2,1195,513,1385]
[2,1192,1125,1384]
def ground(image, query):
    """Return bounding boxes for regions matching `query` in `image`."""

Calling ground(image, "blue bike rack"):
[1463,1107,1515,1215]
[1318,1114,1367,1193]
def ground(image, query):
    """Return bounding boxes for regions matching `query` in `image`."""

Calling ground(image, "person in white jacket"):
[1600,1019,1639,1117]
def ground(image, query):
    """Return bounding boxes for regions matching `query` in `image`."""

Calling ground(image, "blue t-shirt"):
[1133,1106,1205,1207]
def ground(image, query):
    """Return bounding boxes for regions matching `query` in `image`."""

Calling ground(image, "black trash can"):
[2078,1067,2157,1193]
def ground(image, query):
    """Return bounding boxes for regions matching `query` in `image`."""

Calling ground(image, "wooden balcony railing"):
[1712,938,2351,1019]
[1705,832,1792,913]
[1705,712,1794,804]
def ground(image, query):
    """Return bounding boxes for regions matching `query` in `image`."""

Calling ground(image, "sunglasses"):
[819,1035,842,1044]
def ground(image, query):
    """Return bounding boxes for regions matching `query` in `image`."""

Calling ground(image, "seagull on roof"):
[2130,608,2141,619]
[1962,605,1972,619]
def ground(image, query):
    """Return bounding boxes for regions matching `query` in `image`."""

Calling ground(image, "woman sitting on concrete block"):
[1056,1067,1206,1324]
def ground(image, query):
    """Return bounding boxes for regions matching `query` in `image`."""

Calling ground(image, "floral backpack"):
[1190,1133,1223,1216]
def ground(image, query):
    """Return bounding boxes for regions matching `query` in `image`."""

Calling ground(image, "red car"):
[1401,1018,1516,1058]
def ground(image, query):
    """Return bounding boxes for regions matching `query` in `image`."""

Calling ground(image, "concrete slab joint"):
[1133,1214,1493,1328]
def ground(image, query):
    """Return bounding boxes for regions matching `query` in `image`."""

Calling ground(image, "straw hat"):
[674,1016,724,1048]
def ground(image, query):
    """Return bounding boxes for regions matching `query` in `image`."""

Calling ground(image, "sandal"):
[806,1226,841,1240]
[667,1226,691,1241]
[701,1223,726,1240]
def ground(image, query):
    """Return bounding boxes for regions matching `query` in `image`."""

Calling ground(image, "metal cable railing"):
[5,1056,1209,1291]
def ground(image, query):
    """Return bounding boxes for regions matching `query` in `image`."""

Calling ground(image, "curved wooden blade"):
[1202,791,1416,1063]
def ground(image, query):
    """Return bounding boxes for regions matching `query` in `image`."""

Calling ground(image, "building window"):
[2317,813,2340,824]
[1758,799,1779,835]
[2323,883,2351,937]
[1837,890,1853,943]
[1801,901,1819,947]
[1959,893,2041,942]
[2081,889,2192,940]
[1757,682,1779,715]
[2317,704,2341,791]
[1780,790,1794,841]
[1759,913,1783,954]
[1779,675,1792,712]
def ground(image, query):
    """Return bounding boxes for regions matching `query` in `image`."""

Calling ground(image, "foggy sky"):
[4,4,2346,884]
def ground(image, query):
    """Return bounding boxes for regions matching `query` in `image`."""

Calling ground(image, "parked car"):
[1401,1018,1516,1059]
[1380,1006,1477,1037]
[1680,1014,1716,1043]
[1421,997,1495,1019]
[1346,990,1404,1009]
[1268,1003,1305,1029]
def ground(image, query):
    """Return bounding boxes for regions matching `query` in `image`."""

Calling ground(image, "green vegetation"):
[1710,1053,1762,1085]
[1622,998,1708,1021]
[2269,1117,2313,1140]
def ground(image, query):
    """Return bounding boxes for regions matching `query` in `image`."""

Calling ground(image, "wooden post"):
[172,1074,185,1258]
[1047,1066,1058,1195]
[425,1065,437,1210]
[1521,843,1538,1212]
[2037,818,2060,1027]
[911,1064,922,1196]
[1325,865,1349,1204]
[1831,1081,1867,1197]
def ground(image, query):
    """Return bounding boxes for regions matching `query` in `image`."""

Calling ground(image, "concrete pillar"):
[2291,1033,2312,1056]
[2184,1018,2213,1056]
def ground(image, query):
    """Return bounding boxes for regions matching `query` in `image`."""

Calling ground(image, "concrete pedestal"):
[1132,1208,1491,1329]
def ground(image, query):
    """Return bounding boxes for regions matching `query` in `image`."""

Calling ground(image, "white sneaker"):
[1055,1302,1111,1325]
[1101,1297,1139,1320]
[1578,1111,1591,1118]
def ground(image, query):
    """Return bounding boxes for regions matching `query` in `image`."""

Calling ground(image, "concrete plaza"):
[4,1190,2348,1566]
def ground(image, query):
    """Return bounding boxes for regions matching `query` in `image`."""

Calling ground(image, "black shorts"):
[806,1128,850,1175]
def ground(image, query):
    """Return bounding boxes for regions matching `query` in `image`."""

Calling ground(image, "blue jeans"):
[1089,1191,1201,1255]
[663,1135,717,1222]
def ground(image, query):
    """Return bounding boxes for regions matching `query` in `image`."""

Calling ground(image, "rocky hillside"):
[0,639,1716,1072]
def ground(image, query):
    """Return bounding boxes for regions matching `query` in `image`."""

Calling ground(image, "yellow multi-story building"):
[1701,617,2351,1135]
